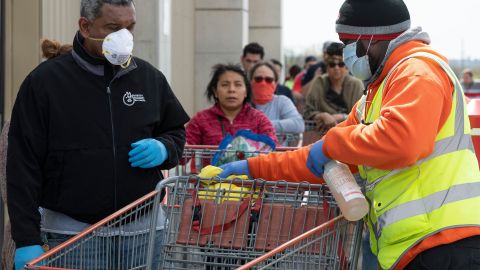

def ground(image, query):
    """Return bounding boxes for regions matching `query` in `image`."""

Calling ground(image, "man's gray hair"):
[81,0,134,21]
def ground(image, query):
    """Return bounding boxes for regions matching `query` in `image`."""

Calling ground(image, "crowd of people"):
[185,40,364,148]
[6,0,480,270]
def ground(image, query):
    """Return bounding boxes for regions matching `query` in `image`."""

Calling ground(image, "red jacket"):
[186,103,278,146]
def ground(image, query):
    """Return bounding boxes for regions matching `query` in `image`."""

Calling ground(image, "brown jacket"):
[303,74,364,120]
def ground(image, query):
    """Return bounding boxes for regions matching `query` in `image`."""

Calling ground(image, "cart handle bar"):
[184,144,298,152]
[27,267,75,270]
[235,215,344,270]
[26,190,159,268]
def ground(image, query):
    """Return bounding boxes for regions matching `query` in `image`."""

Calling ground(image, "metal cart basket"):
[25,189,163,270]
[302,120,324,146]
[169,145,298,177]
[160,176,362,270]
[26,176,361,270]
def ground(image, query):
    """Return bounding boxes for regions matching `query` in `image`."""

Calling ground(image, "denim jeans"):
[362,228,379,270]
[41,230,164,270]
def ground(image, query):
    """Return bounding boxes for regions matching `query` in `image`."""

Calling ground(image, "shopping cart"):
[169,145,298,177]
[160,176,362,269]
[235,215,360,270]
[276,133,303,147]
[26,175,361,270]
[303,120,323,146]
[26,142,361,270]
[25,189,164,270]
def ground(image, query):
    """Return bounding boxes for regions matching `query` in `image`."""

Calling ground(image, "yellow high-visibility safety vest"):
[356,52,480,269]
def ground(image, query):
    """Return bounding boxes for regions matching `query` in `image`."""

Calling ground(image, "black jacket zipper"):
[106,86,118,210]
[105,64,137,212]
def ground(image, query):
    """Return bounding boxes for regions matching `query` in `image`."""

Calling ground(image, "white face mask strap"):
[120,56,132,68]
[88,36,105,42]
[365,35,374,53]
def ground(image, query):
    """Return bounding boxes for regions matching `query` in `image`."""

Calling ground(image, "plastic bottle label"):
[330,173,365,202]
[341,189,365,202]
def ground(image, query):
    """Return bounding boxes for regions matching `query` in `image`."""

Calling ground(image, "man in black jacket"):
[8,1,189,269]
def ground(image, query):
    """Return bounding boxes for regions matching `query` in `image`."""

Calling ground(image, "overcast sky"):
[283,0,480,60]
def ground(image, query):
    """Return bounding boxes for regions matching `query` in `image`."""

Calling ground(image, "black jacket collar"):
[73,31,108,66]
[72,31,137,80]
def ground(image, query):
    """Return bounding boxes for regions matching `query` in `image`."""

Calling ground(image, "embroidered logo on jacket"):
[123,92,146,106]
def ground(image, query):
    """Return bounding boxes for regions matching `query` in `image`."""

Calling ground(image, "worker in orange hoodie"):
[219,0,480,269]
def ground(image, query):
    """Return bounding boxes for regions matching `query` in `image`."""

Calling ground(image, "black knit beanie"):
[336,0,410,40]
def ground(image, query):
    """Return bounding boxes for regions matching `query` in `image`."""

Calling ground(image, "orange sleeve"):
[247,144,324,184]
[323,58,453,170]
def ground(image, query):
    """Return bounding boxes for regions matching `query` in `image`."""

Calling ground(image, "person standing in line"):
[292,56,318,114]
[8,1,189,269]
[301,42,346,97]
[240,42,264,75]
[284,64,301,90]
[461,68,480,99]
[299,61,326,97]
[240,42,295,103]
[292,55,318,93]
[219,0,480,269]
[270,58,295,103]
[303,42,363,134]
[186,63,277,147]
[250,62,304,144]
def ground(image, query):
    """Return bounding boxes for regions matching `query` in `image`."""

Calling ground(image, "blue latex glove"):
[307,140,331,177]
[15,245,44,270]
[219,160,251,178]
[128,138,168,168]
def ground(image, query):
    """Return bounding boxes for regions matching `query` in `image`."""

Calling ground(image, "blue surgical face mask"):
[343,41,372,81]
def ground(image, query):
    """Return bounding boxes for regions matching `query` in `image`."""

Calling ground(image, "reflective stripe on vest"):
[374,52,474,235]
[359,52,480,269]
[377,182,480,235]
[360,52,473,188]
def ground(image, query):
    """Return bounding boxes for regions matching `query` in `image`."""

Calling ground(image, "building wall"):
[0,0,5,125]
[4,0,42,121]
[133,0,161,69]
[4,0,80,121]
[171,0,195,116]
[194,0,249,112]
[134,0,172,81]
[249,0,283,79]
[42,0,80,44]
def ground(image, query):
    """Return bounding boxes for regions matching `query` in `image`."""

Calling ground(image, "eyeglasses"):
[253,76,275,84]
[328,62,346,68]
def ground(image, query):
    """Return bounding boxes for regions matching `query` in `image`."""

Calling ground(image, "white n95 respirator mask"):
[101,29,134,67]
